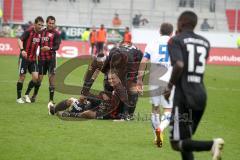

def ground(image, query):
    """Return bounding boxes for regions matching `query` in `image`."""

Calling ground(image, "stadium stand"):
[3,0,23,22]
[226,9,240,32]
[1,0,239,32]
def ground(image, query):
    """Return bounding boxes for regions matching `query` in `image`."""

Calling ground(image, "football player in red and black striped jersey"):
[16,16,44,104]
[49,71,124,120]
[31,16,61,103]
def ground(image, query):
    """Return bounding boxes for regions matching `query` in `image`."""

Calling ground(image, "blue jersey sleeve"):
[143,52,151,59]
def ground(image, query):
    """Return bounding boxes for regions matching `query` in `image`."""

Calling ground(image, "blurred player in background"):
[31,16,61,103]
[165,11,224,160]
[16,16,44,103]
[123,27,132,43]
[89,26,97,56]
[137,23,173,147]
[96,24,107,54]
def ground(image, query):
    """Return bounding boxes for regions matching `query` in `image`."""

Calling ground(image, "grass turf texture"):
[0,55,239,160]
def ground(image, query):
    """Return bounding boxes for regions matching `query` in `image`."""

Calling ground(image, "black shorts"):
[18,57,38,75]
[169,104,205,141]
[38,58,56,75]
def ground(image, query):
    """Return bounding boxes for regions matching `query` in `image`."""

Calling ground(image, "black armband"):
[20,49,24,52]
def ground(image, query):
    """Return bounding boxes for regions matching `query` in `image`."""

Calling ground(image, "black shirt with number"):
[168,31,210,110]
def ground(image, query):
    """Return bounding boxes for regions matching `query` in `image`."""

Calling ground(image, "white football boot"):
[24,95,31,103]
[16,98,25,104]
[212,138,224,160]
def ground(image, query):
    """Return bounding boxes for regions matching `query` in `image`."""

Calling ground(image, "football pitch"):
[0,55,239,160]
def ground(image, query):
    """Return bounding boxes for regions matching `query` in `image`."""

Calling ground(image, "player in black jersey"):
[165,11,224,160]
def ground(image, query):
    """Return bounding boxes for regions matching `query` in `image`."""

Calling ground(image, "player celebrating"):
[31,16,61,103]
[16,16,44,103]
[165,11,224,160]
[137,23,173,147]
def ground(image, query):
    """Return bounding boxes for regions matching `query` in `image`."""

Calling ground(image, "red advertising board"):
[0,38,91,57]
[0,38,239,66]
[208,48,240,66]
[0,38,19,55]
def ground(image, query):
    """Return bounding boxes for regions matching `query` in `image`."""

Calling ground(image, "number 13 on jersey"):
[187,44,207,74]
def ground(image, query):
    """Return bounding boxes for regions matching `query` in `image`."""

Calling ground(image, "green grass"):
[0,56,239,160]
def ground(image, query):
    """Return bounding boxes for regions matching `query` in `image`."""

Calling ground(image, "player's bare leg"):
[48,99,72,115]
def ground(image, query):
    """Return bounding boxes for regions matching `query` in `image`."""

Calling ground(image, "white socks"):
[151,113,160,130]
[151,112,171,132]
[159,111,171,132]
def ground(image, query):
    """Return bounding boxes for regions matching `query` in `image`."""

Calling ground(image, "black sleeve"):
[101,47,118,73]
[137,49,143,61]
[20,30,30,42]
[168,37,184,65]
[206,41,211,60]
[52,32,61,51]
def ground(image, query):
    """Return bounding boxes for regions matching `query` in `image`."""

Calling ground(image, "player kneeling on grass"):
[48,71,127,120]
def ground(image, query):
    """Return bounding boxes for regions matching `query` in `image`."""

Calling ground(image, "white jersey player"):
[137,23,174,148]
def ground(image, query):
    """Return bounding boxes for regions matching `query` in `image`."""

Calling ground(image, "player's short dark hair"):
[34,16,44,24]
[46,16,56,23]
[160,23,173,36]
[178,11,198,31]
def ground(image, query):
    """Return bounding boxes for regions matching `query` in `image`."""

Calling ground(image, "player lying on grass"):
[48,71,127,119]
[81,42,142,120]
